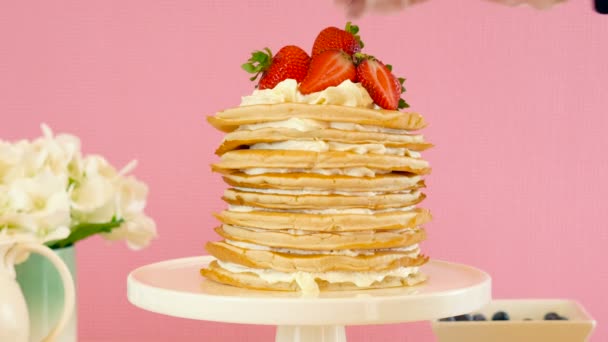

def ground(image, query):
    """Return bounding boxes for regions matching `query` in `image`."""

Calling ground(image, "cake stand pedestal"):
[127,256,491,342]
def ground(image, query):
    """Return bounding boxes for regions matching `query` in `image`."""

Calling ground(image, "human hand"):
[485,0,567,9]
[334,0,428,18]
[335,0,567,17]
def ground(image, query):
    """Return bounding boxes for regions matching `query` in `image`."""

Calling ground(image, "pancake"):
[207,103,427,132]
[216,127,432,155]
[223,188,425,210]
[201,260,427,292]
[206,241,427,273]
[212,150,431,175]
[222,172,425,192]
[215,208,432,232]
[215,225,427,250]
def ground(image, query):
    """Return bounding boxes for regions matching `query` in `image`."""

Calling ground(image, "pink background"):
[1,0,607,341]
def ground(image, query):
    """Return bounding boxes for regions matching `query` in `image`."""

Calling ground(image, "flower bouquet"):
[0,124,156,342]
[0,124,156,248]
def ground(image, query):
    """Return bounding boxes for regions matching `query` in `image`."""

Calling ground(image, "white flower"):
[0,170,71,243]
[100,162,157,250]
[69,155,157,249]
[115,174,148,219]
[70,156,119,224]
[1,124,157,250]
[102,213,157,250]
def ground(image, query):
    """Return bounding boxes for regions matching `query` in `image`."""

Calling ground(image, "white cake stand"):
[127,256,491,342]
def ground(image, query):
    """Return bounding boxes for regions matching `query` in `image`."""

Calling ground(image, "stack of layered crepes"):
[202,101,432,293]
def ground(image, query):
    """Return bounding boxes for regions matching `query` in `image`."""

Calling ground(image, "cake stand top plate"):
[127,256,491,326]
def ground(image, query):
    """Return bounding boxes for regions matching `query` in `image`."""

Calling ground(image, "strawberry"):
[311,22,363,57]
[355,54,409,110]
[299,50,357,94]
[242,45,310,90]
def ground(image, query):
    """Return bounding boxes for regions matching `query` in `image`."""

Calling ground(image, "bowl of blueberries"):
[432,299,596,342]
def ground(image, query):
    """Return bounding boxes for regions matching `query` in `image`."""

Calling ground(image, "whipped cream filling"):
[226,225,418,236]
[217,260,420,292]
[240,79,374,108]
[228,205,415,215]
[239,118,326,132]
[249,140,421,157]
[233,186,415,196]
[242,167,391,177]
[238,117,411,135]
[225,239,420,257]
[328,122,411,134]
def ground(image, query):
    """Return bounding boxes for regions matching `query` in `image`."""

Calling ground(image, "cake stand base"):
[127,256,491,342]
[276,325,345,342]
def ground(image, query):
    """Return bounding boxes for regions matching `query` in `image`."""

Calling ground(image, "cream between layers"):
[227,205,416,214]
[238,117,412,134]
[250,140,421,157]
[242,167,391,177]
[217,260,420,291]
[233,186,415,196]
[204,78,431,292]
[225,239,420,257]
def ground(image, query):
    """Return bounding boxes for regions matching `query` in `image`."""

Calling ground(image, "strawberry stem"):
[353,52,371,65]
[345,22,364,49]
[242,47,273,82]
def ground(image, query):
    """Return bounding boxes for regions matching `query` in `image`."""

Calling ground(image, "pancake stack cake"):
[202,23,432,293]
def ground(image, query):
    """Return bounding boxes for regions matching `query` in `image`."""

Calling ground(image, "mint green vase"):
[15,246,77,342]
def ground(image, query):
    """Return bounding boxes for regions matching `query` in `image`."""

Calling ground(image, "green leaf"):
[252,51,269,63]
[47,218,124,249]
[345,22,359,35]
[241,63,257,73]
[345,22,364,49]
[386,64,393,72]
[242,48,273,85]
[398,98,410,109]
[398,77,405,85]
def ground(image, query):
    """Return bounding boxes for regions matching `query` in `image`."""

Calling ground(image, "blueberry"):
[544,312,561,320]
[454,314,472,321]
[439,317,455,322]
[472,314,487,321]
[492,311,510,321]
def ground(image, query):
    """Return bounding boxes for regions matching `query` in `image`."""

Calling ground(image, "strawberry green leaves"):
[242,48,273,81]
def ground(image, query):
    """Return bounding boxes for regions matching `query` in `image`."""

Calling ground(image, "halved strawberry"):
[311,22,363,57]
[355,54,409,110]
[299,50,357,94]
[242,45,310,89]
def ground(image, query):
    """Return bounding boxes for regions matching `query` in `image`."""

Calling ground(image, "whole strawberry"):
[242,46,310,90]
[311,22,363,57]
[299,50,357,94]
[356,54,409,110]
